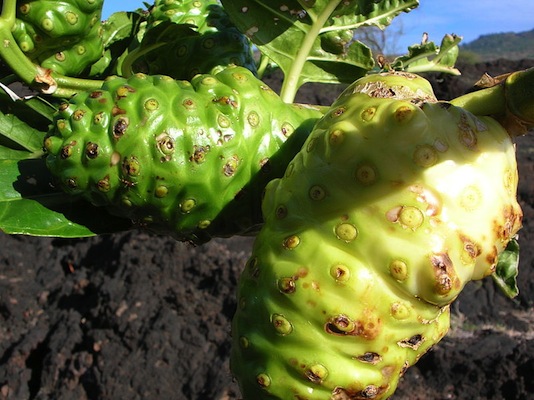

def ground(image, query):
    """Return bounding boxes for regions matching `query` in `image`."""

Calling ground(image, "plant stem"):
[451,67,534,136]
[279,0,342,104]
[0,3,102,98]
[1,0,16,27]
[450,85,506,116]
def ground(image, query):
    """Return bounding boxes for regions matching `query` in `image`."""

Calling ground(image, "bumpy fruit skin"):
[133,0,257,79]
[44,66,322,243]
[231,72,522,399]
[12,0,104,76]
[148,0,232,33]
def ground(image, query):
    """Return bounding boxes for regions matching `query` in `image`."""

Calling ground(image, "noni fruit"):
[130,0,256,79]
[44,66,323,243]
[231,72,522,399]
[12,0,104,76]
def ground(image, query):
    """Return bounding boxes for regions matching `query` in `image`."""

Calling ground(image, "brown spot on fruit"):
[394,105,414,123]
[413,144,438,167]
[485,246,499,269]
[331,384,387,399]
[97,176,110,192]
[355,352,382,365]
[277,277,296,294]
[156,133,176,159]
[496,205,523,241]
[361,106,377,121]
[326,311,381,340]
[283,235,300,250]
[458,113,478,150]
[355,310,382,340]
[182,98,196,110]
[329,128,344,145]
[331,106,346,118]
[85,142,99,159]
[398,334,424,350]
[330,264,350,283]
[113,117,129,139]
[116,85,135,99]
[190,145,209,164]
[389,260,408,281]
[390,302,410,320]
[459,234,481,264]
[309,185,326,200]
[431,253,459,295]
[305,364,328,383]
[144,98,159,111]
[65,177,77,189]
[271,314,293,335]
[326,314,356,335]
[60,141,76,159]
[90,90,103,99]
[247,111,260,127]
[256,373,271,388]
[122,156,141,176]
[223,155,239,176]
[72,109,85,121]
[275,205,288,219]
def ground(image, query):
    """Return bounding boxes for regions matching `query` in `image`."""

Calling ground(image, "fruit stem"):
[451,67,534,136]
[450,84,506,117]
[0,2,102,97]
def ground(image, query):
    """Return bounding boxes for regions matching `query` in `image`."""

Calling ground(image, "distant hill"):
[461,28,534,61]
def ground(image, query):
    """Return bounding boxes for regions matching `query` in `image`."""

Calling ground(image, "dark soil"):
[1,59,534,400]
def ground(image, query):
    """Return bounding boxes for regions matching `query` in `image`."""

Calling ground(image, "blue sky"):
[102,0,534,51]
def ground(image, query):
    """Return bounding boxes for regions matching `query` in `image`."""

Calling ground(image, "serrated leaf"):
[391,33,462,75]
[102,11,141,47]
[89,11,147,77]
[222,0,418,102]
[492,238,520,299]
[0,159,132,237]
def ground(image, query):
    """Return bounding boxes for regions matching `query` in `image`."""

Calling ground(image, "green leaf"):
[492,238,520,298]
[222,0,418,102]
[121,22,199,76]
[89,11,147,77]
[390,33,462,75]
[0,109,45,154]
[0,146,32,159]
[101,11,144,48]
[0,159,133,237]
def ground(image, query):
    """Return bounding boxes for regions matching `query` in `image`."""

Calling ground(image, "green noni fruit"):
[44,66,323,243]
[12,0,104,76]
[231,72,523,399]
[131,0,256,79]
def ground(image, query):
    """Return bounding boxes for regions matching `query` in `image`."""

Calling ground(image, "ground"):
[1,59,534,400]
